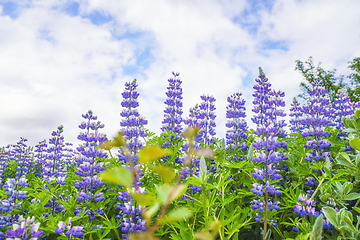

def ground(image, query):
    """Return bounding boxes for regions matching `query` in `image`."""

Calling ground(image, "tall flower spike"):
[250,67,286,237]
[225,92,248,160]
[289,97,303,133]
[161,71,183,135]
[161,72,184,162]
[43,126,65,182]
[332,89,356,136]
[12,137,32,178]
[119,79,148,163]
[34,140,47,177]
[197,94,217,146]
[75,110,107,210]
[300,79,332,162]
[252,68,273,126]
[269,89,287,137]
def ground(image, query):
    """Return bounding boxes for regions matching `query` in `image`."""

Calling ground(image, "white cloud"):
[0,0,359,148]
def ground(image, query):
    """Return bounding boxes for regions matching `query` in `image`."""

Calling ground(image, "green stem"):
[354,197,360,208]
[310,178,324,200]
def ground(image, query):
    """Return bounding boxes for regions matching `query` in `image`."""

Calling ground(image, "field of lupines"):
[1,68,360,240]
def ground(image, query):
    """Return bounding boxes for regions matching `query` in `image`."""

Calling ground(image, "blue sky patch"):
[260,39,288,51]
[112,30,156,77]
[1,1,18,18]
[232,0,276,36]
[63,1,79,16]
[123,47,154,76]
[82,10,113,26]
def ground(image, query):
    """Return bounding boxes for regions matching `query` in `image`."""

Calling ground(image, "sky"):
[0,0,359,148]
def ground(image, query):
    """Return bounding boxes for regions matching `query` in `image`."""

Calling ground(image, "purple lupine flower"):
[161,72,184,163]
[332,89,358,141]
[44,125,65,182]
[250,68,286,232]
[55,221,66,234]
[293,194,319,218]
[119,79,148,164]
[197,94,216,146]
[7,216,43,239]
[225,92,248,160]
[300,80,333,164]
[161,71,183,136]
[289,97,303,133]
[34,140,47,177]
[11,137,32,178]
[116,188,147,238]
[73,111,108,222]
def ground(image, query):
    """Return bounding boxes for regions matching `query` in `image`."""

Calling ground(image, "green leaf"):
[355,109,360,119]
[337,152,353,167]
[150,165,175,183]
[170,184,187,202]
[265,228,272,240]
[323,166,331,178]
[349,119,357,129]
[320,193,330,203]
[310,214,323,240]
[131,193,156,206]
[356,154,360,167]
[350,138,360,151]
[158,207,192,224]
[100,166,132,187]
[100,131,126,149]
[353,207,360,214]
[356,118,360,129]
[343,182,353,196]
[199,156,207,180]
[157,184,170,204]
[195,231,213,240]
[144,202,161,218]
[139,145,171,164]
[343,192,360,201]
[323,207,339,228]
[247,144,254,161]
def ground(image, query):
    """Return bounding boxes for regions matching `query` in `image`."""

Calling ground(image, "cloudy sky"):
[0,0,359,148]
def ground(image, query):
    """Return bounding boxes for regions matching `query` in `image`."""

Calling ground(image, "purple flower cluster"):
[225,92,248,159]
[197,95,216,146]
[119,79,148,163]
[115,190,147,240]
[55,218,84,239]
[34,140,47,177]
[43,125,65,182]
[0,177,29,235]
[161,72,183,137]
[300,80,332,162]
[6,216,43,239]
[250,68,287,226]
[161,72,184,162]
[289,97,303,133]
[11,138,32,178]
[293,194,319,218]
[74,110,107,221]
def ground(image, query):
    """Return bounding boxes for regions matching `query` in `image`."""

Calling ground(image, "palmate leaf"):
[350,138,360,151]
[139,145,171,164]
[158,207,192,224]
[149,165,175,183]
[131,192,156,206]
[100,166,132,187]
